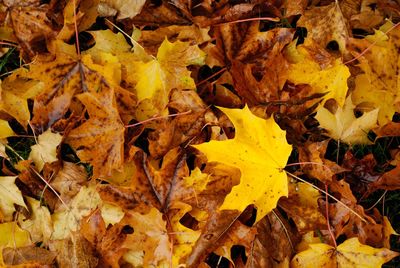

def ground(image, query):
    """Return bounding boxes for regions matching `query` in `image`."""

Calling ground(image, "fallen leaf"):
[279,182,326,233]
[19,196,53,244]
[98,208,171,267]
[99,0,146,19]
[315,95,378,144]
[214,220,257,264]
[0,222,31,248]
[50,161,88,206]
[298,141,347,182]
[349,21,400,125]
[291,237,399,268]
[286,40,350,106]
[9,5,57,58]
[297,2,350,54]
[65,85,125,179]
[193,105,292,222]
[0,119,14,138]
[52,184,101,240]
[134,38,205,119]
[28,129,62,171]
[0,176,26,221]
[0,69,43,128]
[49,233,98,268]
[246,211,299,267]
[2,246,56,266]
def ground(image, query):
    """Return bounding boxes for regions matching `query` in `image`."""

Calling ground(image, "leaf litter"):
[0,0,399,267]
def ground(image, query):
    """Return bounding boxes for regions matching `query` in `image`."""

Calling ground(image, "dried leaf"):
[298,2,350,53]
[286,40,350,106]
[315,95,378,144]
[28,129,62,171]
[0,176,26,221]
[291,237,399,268]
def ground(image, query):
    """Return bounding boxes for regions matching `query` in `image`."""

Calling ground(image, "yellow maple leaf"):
[286,42,350,106]
[193,105,292,222]
[0,119,14,139]
[52,184,101,240]
[315,95,378,144]
[291,237,399,268]
[134,38,205,120]
[0,69,43,128]
[0,222,31,248]
[0,176,27,221]
[28,129,62,171]
[349,21,400,125]
[19,197,53,244]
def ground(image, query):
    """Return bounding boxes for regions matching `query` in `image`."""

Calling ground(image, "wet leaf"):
[315,95,378,144]
[291,237,399,268]
[193,105,292,222]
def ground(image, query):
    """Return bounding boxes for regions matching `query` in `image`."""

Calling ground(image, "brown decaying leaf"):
[3,246,56,266]
[297,2,350,54]
[9,5,58,58]
[298,140,348,182]
[49,233,98,268]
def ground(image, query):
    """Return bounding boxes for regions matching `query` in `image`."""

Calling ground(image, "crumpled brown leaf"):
[298,2,350,54]
[3,246,56,266]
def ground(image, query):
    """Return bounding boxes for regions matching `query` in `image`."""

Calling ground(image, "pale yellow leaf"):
[28,129,62,171]
[315,95,378,144]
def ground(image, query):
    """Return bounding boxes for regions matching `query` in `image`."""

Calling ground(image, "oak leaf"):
[193,105,292,222]
[291,237,399,268]
[28,129,62,171]
[315,95,378,144]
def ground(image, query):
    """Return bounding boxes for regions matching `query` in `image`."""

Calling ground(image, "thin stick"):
[325,183,338,248]
[125,110,192,128]
[104,18,155,59]
[215,17,280,26]
[0,41,17,47]
[72,0,81,55]
[365,190,387,211]
[272,209,295,251]
[344,21,400,65]
[3,143,69,211]
[195,67,227,87]
[286,161,332,168]
[286,171,367,223]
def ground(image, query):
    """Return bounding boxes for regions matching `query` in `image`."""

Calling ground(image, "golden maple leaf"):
[285,40,350,106]
[291,237,399,268]
[349,21,400,125]
[193,105,292,222]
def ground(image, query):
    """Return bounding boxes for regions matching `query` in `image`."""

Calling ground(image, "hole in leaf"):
[179,212,199,231]
[326,40,339,51]
[122,225,134,234]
